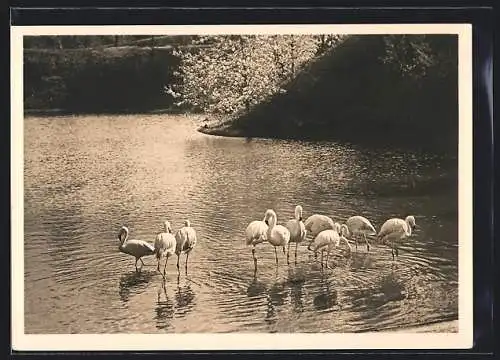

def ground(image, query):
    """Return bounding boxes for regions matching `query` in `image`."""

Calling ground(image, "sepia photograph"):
[11,24,473,350]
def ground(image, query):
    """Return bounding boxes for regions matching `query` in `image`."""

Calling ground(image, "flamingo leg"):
[176,254,180,272]
[140,258,145,266]
[355,234,358,251]
[321,249,324,267]
[163,254,169,277]
[185,252,189,274]
[157,257,161,273]
[287,243,291,264]
[274,247,278,265]
[364,233,370,251]
[391,239,395,260]
[395,247,399,258]
[252,246,257,270]
[295,241,298,261]
[135,258,139,272]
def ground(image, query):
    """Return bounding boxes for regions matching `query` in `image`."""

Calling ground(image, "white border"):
[11,24,473,351]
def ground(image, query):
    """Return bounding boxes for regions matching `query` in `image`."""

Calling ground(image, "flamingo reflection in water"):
[155,279,175,330]
[117,226,155,272]
[118,270,155,303]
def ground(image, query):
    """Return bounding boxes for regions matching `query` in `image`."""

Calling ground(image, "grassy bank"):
[199,35,458,153]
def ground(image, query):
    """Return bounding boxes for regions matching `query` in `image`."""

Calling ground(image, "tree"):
[172,34,343,116]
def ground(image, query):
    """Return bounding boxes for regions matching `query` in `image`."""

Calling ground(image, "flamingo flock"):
[116,207,417,275]
[118,219,197,277]
[247,207,418,269]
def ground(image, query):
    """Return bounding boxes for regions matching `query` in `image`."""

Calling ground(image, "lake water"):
[23,114,459,333]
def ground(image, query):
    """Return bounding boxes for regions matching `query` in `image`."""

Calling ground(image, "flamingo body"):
[175,220,197,272]
[264,209,291,265]
[345,215,377,251]
[304,214,335,238]
[307,229,348,267]
[377,215,416,260]
[154,221,177,276]
[245,220,268,246]
[285,205,307,262]
[118,226,155,271]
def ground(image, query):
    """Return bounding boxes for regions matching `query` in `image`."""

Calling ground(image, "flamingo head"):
[333,222,341,234]
[406,215,416,231]
[184,220,191,227]
[295,205,303,221]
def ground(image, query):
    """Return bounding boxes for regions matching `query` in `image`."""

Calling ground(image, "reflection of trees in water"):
[118,271,155,303]
[154,280,175,330]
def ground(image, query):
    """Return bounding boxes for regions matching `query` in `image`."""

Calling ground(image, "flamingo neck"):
[119,231,128,247]
[267,216,277,235]
[406,222,412,236]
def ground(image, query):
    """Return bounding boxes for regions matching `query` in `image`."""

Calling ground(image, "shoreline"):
[382,319,459,333]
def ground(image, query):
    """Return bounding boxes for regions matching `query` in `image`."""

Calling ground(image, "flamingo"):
[377,215,417,260]
[245,210,270,269]
[343,215,377,251]
[307,228,348,268]
[175,220,198,273]
[285,205,307,262]
[304,214,336,239]
[264,209,291,265]
[117,226,155,272]
[154,220,177,277]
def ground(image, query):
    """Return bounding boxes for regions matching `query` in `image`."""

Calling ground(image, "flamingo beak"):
[299,217,303,221]
[265,220,269,225]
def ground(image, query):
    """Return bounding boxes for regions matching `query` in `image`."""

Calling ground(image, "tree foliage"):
[172,35,344,116]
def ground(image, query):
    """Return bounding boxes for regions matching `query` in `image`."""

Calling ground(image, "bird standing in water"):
[154,220,177,278]
[175,220,197,273]
[377,215,417,260]
[285,205,307,263]
[117,226,155,272]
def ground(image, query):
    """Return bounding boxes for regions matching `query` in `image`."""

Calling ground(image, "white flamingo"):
[343,215,377,251]
[304,214,336,238]
[285,205,307,262]
[307,228,349,268]
[245,210,270,269]
[264,209,291,265]
[117,226,155,272]
[377,215,417,260]
[175,220,198,273]
[154,220,177,277]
